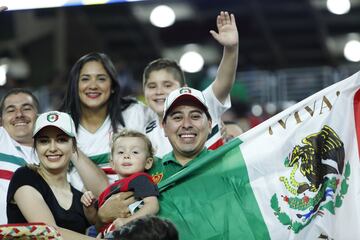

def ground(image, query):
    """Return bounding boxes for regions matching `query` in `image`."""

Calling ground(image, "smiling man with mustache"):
[0,89,40,224]
[149,87,213,179]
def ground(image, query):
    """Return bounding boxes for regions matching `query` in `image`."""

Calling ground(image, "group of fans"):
[0,8,240,240]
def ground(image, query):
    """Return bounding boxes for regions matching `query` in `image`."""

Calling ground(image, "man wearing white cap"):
[143,11,238,158]
[149,87,213,181]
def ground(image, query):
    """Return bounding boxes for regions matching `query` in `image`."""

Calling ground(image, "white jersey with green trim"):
[0,127,38,224]
[68,101,156,191]
[145,84,231,158]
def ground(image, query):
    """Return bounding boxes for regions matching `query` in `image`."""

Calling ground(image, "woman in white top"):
[60,52,155,189]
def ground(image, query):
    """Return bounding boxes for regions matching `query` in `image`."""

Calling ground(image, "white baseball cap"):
[162,87,211,122]
[33,111,76,138]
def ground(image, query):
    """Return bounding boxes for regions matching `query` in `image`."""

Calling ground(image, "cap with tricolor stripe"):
[162,87,211,123]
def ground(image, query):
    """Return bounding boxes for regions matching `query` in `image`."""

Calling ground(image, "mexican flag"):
[158,70,360,239]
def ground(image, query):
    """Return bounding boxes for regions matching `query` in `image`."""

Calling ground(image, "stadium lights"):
[150,5,176,28]
[251,104,263,117]
[179,51,204,73]
[326,0,351,15]
[1,0,135,11]
[344,40,360,62]
[0,64,8,86]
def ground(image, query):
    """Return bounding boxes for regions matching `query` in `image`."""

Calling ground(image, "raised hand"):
[210,11,238,48]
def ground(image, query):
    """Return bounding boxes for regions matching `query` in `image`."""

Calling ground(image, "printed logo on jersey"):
[146,120,157,133]
[152,172,163,184]
[47,113,59,122]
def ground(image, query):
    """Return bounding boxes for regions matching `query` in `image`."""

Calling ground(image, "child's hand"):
[81,191,95,207]
[210,11,238,48]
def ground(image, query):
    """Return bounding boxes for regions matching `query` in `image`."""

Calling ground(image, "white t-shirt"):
[0,127,38,224]
[69,101,156,191]
[145,84,231,158]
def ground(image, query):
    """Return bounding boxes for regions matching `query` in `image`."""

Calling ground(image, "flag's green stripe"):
[226,145,271,240]
[89,153,109,165]
[0,153,27,166]
[158,138,270,239]
[158,138,242,192]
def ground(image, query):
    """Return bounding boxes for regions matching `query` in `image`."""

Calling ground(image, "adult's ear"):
[207,119,212,134]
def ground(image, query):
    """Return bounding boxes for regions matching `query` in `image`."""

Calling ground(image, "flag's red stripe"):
[208,138,224,150]
[353,89,360,159]
[0,170,13,180]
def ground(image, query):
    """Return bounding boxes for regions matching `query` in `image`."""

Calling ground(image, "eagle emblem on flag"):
[271,125,350,233]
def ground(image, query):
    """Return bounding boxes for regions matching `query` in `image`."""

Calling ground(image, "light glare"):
[344,40,360,62]
[150,5,175,28]
[5,0,69,11]
[179,51,204,73]
[326,0,351,15]
[251,104,263,117]
[0,65,8,86]
[265,102,277,115]
[82,0,108,5]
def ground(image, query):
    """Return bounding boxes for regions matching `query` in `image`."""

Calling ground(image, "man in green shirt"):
[149,87,213,184]
[98,87,269,239]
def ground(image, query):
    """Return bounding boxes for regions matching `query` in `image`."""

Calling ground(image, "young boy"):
[143,11,239,157]
[81,129,159,233]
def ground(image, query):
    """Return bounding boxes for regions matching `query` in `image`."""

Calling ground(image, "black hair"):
[110,215,179,240]
[60,52,136,133]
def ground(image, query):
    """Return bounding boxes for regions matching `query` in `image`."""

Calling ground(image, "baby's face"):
[111,137,152,177]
